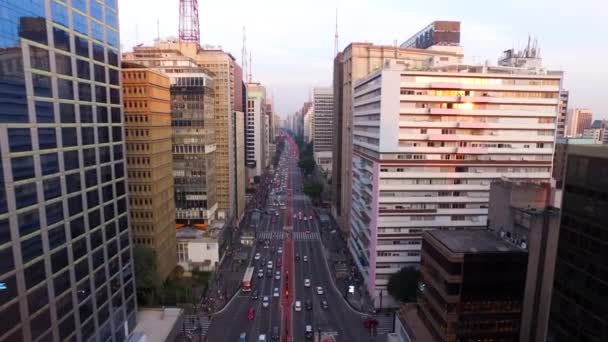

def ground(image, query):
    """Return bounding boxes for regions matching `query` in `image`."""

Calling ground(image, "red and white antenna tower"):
[179,0,200,43]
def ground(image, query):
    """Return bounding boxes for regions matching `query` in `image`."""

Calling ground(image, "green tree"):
[134,245,162,306]
[387,267,421,303]
[303,180,323,203]
[298,156,315,175]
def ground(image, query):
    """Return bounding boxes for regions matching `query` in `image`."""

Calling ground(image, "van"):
[294,300,302,311]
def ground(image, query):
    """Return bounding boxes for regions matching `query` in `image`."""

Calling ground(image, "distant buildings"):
[548,145,608,342]
[400,21,461,50]
[418,230,528,342]
[313,87,334,173]
[348,61,561,307]
[303,104,314,143]
[565,108,592,137]
[582,119,608,144]
[122,65,177,281]
[556,91,569,138]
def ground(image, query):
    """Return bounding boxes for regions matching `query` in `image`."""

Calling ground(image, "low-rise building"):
[419,230,528,342]
[176,227,221,273]
[130,308,184,342]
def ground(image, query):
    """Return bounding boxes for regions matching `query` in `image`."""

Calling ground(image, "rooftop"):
[130,308,183,342]
[427,229,525,254]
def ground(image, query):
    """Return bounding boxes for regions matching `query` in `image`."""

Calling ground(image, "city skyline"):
[120,0,607,117]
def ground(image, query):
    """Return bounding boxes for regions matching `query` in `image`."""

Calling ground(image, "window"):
[18,209,40,237]
[93,43,105,62]
[15,183,37,209]
[48,225,66,250]
[53,27,70,52]
[76,59,91,80]
[78,83,92,102]
[83,148,96,166]
[38,128,57,149]
[99,146,110,163]
[68,195,83,216]
[25,260,46,289]
[92,21,104,42]
[60,103,76,123]
[110,88,120,104]
[96,86,107,103]
[111,107,122,123]
[97,106,108,122]
[57,79,74,100]
[21,235,43,262]
[61,128,78,147]
[8,128,32,152]
[12,156,35,181]
[80,105,93,123]
[36,101,55,123]
[32,74,52,97]
[109,69,119,86]
[46,202,64,226]
[82,128,95,145]
[91,0,103,20]
[30,46,50,71]
[112,127,122,142]
[43,178,62,200]
[73,11,88,34]
[66,173,82,194]
[75,36,89,58]
[70,217,85,240]
[98,127,109,143]
[55,54,72,76]
[85,169,98,188]
[64,150,80,170]
[51,1,69,26]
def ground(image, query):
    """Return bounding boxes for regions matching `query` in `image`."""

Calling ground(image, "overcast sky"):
[119,0,607,119]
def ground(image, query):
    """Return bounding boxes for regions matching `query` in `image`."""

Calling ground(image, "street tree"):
[387,266,420,303]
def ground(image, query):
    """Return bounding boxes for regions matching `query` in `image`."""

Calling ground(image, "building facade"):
[487,180,560,342]
[122,66,176,281]
[582,119,608,144]
[303,105,314,143]
[246,83,267,179]
[0,0,137,341]
[565,108,592,137]
[419,230,528,342]
[556,90,569,138]
[176,228,219,272]
[548,145,608,342]
[233,111,246,221]
[350,63,561,307]
[313,87,334,173]
[332,42,464,236]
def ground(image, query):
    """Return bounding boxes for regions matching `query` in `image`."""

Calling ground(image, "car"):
[321,300,328,309]
[257,270,264,278]
[293,214,297,219]
[262,296,270,308]
[303,256,308,262]
[305,325,313,339]
[273,288,280,297]
[316,286,324,295]
[271,326,279,341]
[275,271,281,280]
[305,299,312,310]
[254,253,261,260]
[258,334,267,342]
[251,290,259,300]
[275,211,279,216]
[267,261,273,269]
[295,254,300,261]
[266,269,272,278]
[304,217,308,221]
[304,279,311,287]
[239,332,247,342]
[277,260,282,268]
[309,215,313,220]
[247,307,255,320]
[294,300,302,311]
[277,248,283,254]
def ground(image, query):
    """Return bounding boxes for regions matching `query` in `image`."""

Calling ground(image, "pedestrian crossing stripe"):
[292,231,320,241]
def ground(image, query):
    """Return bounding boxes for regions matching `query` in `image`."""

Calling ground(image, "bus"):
[242,267,255,292]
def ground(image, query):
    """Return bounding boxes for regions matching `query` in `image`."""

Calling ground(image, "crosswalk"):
[180,315,211,339]
[293,231,320,241]
[373,314,395,334]
[257,231,286,240]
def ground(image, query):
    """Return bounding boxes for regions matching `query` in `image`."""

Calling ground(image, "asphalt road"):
[207,133,368,342]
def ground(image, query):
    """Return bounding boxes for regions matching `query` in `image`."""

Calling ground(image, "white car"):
[316,286,324,295]
[254,253,261,260]
[294,300,302,311]
[303,255,308,262]
[293,214,297,219]
[257,270,264,278]
[275,271,281,280]
[304,279,311,287]
[278,248,283,254]
[267,261,273,269]
[304,217,308,221]
[262,296,269,308]
[258,334,267,342]
[273,288,280,297]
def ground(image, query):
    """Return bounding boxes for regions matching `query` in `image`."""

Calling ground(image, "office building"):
[233,111,246,222]
[349,62,561,307]
[313,87,334,173]
[246,82,267,179]
[303,104,314,143]
[565,108,592,137]
[548,145,608,342]
[556,91,569,138]
[552,137,599,193]
[582,119,608,144]
[0,1,136,340]
[122,65,176,281]
[487,180,560,342]
[419,230,527,342]
[331,40,464,236]
[123,46,219,225]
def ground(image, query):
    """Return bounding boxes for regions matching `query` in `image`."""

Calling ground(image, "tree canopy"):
[387,266,421,303]
[303,180,323,203]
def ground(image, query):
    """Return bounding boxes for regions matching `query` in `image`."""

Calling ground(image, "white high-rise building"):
[313,87,334,173]
[350,62,562,308]
[246,83,267,178]
[303,105,314,143]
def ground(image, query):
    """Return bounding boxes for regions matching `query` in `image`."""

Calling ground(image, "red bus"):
[242,267,255,292]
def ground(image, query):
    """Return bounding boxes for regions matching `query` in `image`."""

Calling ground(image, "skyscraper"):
[246,82,267,179]
[122,64,176,281]
[350,62,561,307]
[548,145,608,342]
[312,87,333,173]
[0,0,136,341]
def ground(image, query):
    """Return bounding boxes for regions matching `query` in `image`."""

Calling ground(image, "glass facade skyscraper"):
[0,1,135,341]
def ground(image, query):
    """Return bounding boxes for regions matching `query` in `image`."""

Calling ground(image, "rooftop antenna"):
[334,7,339,56]
[248,51,252,83]
[178,0,200,44]
[242,26,248,84]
